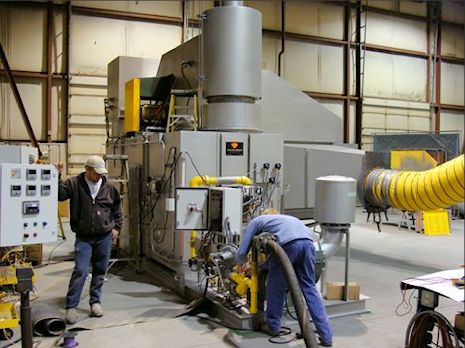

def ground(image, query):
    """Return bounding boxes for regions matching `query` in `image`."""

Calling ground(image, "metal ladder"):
[352,1,368,100]
[104,154,129,194]
[166,89,198,132]
[103,154,133,271]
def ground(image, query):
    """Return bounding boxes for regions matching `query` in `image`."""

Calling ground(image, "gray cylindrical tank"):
[202,6,261,100]
[314,175,357,224]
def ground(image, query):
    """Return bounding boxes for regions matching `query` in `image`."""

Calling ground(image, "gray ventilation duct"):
[201,4,262,132]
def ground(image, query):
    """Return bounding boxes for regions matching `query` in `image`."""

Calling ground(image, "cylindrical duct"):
[218,1,244,6]
[316,225,345,259]
[314,175,357,224]
[362,154,464,211]
[202,103,261,132]
[201,5,262,132]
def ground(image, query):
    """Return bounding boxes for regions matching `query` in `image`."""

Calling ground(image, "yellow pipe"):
[189,175,252,187]
[230,272,249,296]
[249,261,258,314]
[188,175,251,258]
[234,176,252,186]
[190,230,197,258]
[364,154,464,211]
[190,175,217,187]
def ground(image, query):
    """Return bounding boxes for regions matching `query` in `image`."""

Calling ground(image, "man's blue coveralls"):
[236,214,333,343]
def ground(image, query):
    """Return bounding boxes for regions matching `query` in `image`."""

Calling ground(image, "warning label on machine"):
[226,142,244,156]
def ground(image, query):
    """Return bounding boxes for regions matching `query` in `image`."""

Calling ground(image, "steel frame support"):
[433,2,442,132]
[46,2,53,142]
[343,1,350,143]
[355,0,362,147]
[0,43,42,156]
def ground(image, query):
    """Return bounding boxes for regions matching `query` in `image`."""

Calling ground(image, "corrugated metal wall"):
[68,12,182,173]
[0,1,464,172]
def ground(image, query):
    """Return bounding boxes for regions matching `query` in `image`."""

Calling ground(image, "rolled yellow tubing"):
[366,154,464,211]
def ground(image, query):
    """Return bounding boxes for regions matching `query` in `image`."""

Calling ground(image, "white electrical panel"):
[0,163,58,246]
[0,145,38,164]
[175,188,209,230]
[208,187,242,236]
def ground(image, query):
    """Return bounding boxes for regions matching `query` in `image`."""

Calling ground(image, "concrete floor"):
[5,208,464,348]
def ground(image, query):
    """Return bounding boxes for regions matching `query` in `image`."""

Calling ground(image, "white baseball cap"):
[85,155,108,174]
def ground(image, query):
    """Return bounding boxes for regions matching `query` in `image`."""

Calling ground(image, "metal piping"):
[46,2,53,143]
[277,1,285,77]
[316,225,345,259]
[189,175,251,187]
[362,154,464,211]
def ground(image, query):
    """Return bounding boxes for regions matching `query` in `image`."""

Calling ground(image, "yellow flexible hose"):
[363,154,464,211]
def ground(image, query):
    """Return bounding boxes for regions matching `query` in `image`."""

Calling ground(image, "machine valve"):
[274,163,282,170]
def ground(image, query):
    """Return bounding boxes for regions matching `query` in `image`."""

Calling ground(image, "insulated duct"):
[362,154,464,211]
[201,4,262,132]
[31,303,66,336]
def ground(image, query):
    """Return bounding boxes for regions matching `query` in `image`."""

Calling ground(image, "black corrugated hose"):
[404,310,460,348]
[263,238,318,348]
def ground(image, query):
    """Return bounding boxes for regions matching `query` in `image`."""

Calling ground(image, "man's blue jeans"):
[65,232,112,309]
[266,239,333,343]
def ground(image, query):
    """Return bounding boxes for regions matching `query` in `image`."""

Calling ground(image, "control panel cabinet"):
[0,164,58,246]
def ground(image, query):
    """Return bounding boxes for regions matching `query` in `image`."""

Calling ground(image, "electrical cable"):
[45,239,68,265]
[285,291,298,321]
[405,310,460,348]
[1,336,21,348]
[182,151,209,186]
[395,289,415,317]
[268,326,297,344]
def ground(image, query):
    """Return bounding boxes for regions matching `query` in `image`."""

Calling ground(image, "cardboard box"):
[455,312,464,331]
[325,282,360,300]
[24,244,43,265]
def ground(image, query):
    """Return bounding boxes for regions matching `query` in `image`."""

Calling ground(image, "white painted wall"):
[6,7,46,71]
[442,2,465,24]
[364,12,427,53]
[361,98,430,150]
[442,23,465,59]
[250,1,344,40]
[364,51,427,102]
[68,14,181,173]
[0,80,45,140]
[0,1,462,161]
[440,110,464,147]
[284,41,343,94]
[72,1,181,17]
[440,62,464,106]
[71,15,181,75]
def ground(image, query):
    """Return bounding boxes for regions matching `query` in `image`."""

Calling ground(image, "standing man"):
[57,155,122,324]
[236,208,333,347]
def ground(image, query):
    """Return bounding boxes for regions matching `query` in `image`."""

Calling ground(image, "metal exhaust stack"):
[201,2,262,132]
